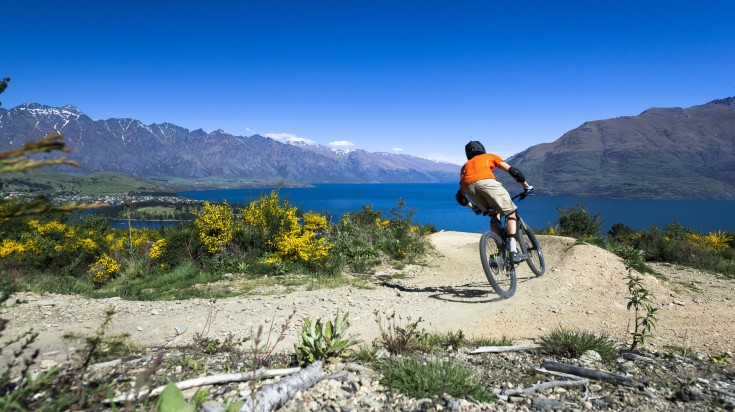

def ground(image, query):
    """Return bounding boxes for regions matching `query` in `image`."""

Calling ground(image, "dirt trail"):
[4,232,734,366]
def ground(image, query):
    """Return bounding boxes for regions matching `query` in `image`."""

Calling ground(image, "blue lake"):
[177,183,735,234]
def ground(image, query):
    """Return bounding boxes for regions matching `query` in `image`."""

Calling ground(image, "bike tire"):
[479,231,517,298]
[519,219,546,276]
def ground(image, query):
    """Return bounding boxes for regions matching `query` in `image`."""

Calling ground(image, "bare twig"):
[503,378,589,396]
[469,344,530,354]
[109,366,300,404]
[710,387,735,399]
[620,351,655,363]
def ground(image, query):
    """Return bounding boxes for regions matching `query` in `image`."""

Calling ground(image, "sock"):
[509,237,517,253]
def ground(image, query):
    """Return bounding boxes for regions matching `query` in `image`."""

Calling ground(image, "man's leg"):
[505,211,527,262]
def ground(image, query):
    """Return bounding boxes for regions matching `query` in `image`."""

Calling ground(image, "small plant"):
[625,268,659,350]
[351,344,381,363]
[295,309,359,365]
[708,352,732,365]
[540,327,618,363]
[375,356,494,402]
[374,310,426,355]
[156,383,212,412]
[63,305,137,369]
[610,244,655,274]
[246,312,295,370]
[468,335,515,347]
[416,330,468,353]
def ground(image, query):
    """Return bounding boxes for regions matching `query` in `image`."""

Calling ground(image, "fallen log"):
[469,344,530,354]
[235,360,325,412]
[109,366,301,404]
[541,360,635,387]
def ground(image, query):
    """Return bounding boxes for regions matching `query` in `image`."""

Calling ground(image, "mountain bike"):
[476,192,545,298]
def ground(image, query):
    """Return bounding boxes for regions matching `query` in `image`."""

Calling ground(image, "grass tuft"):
[375,356,494,402]
[540,327,618,364]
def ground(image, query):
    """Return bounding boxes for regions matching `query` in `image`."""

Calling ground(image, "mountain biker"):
[455,141,534,263]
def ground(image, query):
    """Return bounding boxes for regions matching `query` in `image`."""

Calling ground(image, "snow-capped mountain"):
[0,103,459,183]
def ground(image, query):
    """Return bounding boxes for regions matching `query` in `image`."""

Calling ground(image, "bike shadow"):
[379,280,507,304]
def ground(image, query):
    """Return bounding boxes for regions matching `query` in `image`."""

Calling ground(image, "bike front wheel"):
[479,231,516,298]
[519,219,545,276]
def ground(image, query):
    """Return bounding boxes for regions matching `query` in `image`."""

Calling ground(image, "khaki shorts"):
[465,179,517,216]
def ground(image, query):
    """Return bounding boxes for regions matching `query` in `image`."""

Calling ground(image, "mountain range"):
[0,104,458,185]
[2,98,735,199]
[501,97,735,199]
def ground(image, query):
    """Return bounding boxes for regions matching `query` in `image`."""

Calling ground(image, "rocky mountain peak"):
[0,103,459,184]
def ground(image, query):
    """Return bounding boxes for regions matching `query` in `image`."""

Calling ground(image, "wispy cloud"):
[266,132,316,145]
[328,140,355,148]
[392,147,404,153]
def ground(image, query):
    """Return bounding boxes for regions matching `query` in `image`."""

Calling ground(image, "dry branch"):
[469,344,530,354]
[503,378,589,396]
[110,366,300,404]
[620,351,655,363]
[541,360,635,387]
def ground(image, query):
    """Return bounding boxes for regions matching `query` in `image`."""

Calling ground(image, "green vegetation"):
[1,189,434,300]
[0,170,172,196]
[540,328,618,364]
[540,203,735,279]
[626,268,659,350]
[375,356,494,402]
[554,203,603,239]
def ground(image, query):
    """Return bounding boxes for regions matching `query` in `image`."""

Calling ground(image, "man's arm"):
[455,189,469,206]
[498,161,532,190]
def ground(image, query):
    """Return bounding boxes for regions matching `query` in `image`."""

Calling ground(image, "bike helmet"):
[465,141,486,160]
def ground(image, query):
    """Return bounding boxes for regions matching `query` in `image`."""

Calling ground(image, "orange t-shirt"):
[460,153,504,191]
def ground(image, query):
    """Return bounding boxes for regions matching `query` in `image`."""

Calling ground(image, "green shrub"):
[555,203,603,239]
[326,200,433,273]
[375,356,494,402]
[608,223,634,240]
[540,327,618,363]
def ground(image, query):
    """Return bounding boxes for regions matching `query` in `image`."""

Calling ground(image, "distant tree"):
[555,203,603,239]
[609,223,634,240]
[0,77,9,105]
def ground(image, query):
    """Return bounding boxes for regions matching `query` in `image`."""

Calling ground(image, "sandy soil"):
[4,232,734,367]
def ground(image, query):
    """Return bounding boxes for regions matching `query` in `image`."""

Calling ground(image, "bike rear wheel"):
[479,231,516,298]
[518,219,545,276]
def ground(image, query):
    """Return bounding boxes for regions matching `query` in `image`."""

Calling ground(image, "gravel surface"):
[3,232,734,410]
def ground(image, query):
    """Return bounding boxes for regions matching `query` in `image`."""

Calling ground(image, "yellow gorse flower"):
[375,217,390,229]
[0,239,39,258]
[194,201,234,254]
[88,253,120,286]
[149,239,166,260]
[28,219,75,237]
[74,237,98,251]
[244,192,332,265]
[689,230,733,252]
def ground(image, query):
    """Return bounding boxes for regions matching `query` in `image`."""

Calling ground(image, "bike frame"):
[482,192,527,253]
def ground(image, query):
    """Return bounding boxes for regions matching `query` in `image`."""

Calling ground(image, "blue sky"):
[3,1,734,165]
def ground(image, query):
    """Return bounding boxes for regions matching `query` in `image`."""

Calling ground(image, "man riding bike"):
[455,141,534,263]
